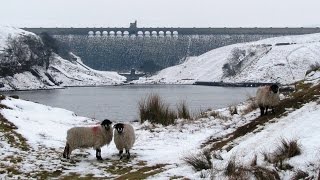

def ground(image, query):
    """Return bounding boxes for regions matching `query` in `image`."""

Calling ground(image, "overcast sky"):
[0,0,319,28]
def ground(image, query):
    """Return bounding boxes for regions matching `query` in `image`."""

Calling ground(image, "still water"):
[2,85,256,122]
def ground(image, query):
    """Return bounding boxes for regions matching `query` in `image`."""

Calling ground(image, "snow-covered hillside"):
[135,33,320,85]
[0,69,319,179]
[0,27,125,91]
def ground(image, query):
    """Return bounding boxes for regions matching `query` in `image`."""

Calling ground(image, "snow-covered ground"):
[0,70,319,179]
[0,27,126,91]
[0,96,243,179]
[0,55,126,91]
[211,101,320,179]
[135,33,320,85]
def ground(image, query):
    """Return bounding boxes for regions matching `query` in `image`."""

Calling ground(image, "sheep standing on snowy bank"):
[256,84,280,116]
[63,119,113,160]
[113,123,136,159]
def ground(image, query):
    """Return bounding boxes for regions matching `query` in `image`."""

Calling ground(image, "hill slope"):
[0,27,125,91]
[135,33,320,85]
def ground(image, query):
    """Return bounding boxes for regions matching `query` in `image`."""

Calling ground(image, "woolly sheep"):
[113,123,136,159]
[63,119,113,160]
[256,84,280,116]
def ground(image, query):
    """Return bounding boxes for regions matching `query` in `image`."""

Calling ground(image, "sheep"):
[113,123,136,159]
[63,119,113,160]
[256,84,280,116]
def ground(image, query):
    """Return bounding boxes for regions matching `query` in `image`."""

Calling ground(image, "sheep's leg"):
[67,147,72,159]
[96,148,103,160]
[63,144,67,158]
[259,106,265,116]
[119,150,124,160]
[265,106,269,115]
[271,106,275,114]
[119,150,123,156]
[126,149,130,159]
[63,143,70,159]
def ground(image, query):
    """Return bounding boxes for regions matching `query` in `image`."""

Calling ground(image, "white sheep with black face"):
[113,123,135,159]
[63,119,113,160]
[256,84,280,116]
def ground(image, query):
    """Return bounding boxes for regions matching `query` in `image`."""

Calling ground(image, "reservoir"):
[2,85,256,122]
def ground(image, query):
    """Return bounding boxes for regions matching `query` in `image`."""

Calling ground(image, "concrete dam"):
[23,23,320,73]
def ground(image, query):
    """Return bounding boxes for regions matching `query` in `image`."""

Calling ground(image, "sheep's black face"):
[114,123,124,134]
[101,119,112,128]
[270,84,279,93]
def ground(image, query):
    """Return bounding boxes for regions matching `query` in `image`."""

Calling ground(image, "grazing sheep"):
[63,119,113,160]
[113,123,135,159]
[256,84,280,116]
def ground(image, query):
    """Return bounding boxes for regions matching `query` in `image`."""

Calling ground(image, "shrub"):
[39,32,59,53]
[139,94,177,126]
[222,48,246,77]
[222,63,236,77]
[177,100,191,119]
[182,150,212,171]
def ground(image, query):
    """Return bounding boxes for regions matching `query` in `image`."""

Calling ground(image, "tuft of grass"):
[139,94,177,126]
[292,169,308,180]
[225,157,237,176]
[223,157,280,180]
[251,166,280,180]
[266,138,301,169]
[228,105,238,115]
[224,158,248,180]
[177,100,191,120]
[182,150,212,171]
